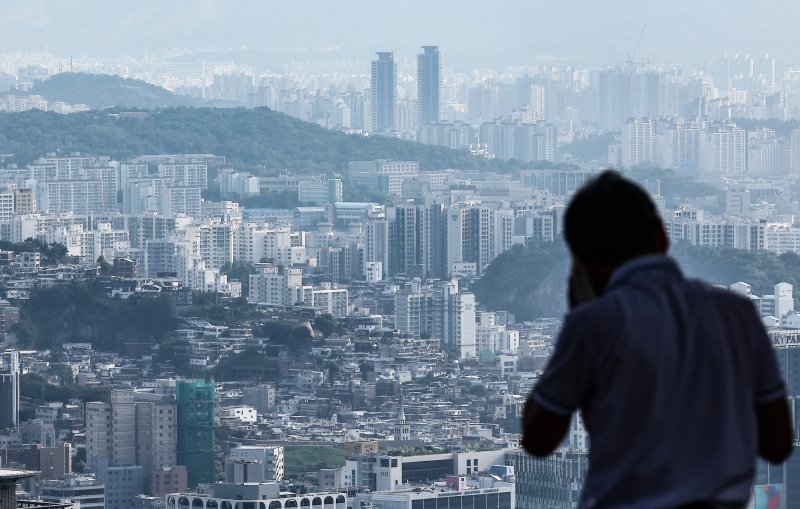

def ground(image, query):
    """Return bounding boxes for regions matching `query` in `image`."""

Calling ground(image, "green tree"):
[313,313,337,337]
[97,255,112,274]
[253,320,314,352]
[291,325,314,351]
[240,191,298,209]
[14,283,177,352]
[73,460,87,474]
[468,384,487,396]
[221,261,255,295]
[0,105,530,174]
[45,242,69,265]
[20,373,111,404]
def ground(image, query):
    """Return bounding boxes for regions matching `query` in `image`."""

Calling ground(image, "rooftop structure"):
[0,470,37,509]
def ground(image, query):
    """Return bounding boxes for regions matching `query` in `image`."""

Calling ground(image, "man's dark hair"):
[564,170,663,266]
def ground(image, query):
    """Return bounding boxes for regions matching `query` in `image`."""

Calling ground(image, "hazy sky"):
[3,1,800,70]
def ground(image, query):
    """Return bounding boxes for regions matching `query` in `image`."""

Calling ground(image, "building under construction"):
[176,379,216,489]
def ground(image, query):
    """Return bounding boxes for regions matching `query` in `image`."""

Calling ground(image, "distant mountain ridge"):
[23,72,202,109]
[0,106,528,174]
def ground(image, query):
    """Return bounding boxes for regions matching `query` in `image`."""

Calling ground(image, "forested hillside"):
[472,242,570,321]
[13,284,178,352]
[24,72,202,109]
[474,241,800,321]
[0,106,527,173]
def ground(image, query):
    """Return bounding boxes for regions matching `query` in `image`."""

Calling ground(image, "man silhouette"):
[522,171,793,509]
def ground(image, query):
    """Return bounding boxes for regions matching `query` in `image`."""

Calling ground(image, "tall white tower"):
[393,393,411,441]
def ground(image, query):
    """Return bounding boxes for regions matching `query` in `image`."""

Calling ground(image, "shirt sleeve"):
[752,308,787,405]
[532,315,592,416]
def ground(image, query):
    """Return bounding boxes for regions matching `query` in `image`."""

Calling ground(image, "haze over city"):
[1,2,800,509]
[2,0,800,68]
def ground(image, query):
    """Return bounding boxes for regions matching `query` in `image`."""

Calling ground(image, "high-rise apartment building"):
[757,334,800,507]
[134,394,178,476]
[417,46,442,127]
[621,118,657,169]
[0,186,16,223]
[0,350,19,429]
[86,385,179,494]
[395,280,437,338]
[35,180,104,215]
[417,121,476,150]
[593,69,634,131]
[123,178,171,215]
[371,52,397,134]
[364,215,390,277]
[380,203,507,280]
[248,265,304,306]
[85,402,113,471]
[387,205,420,277]
[479,121,556,162]
[234,225,293,266]
[441,282,477,359]
[657,120,703,171]
[199,223,235,269]
[394,279,476,359]
[418,204,448,279]
[157,163,208,190]
[167,186,202,218]
[700,122,746,175]
[111,390,136,466]
[747,127,780,175]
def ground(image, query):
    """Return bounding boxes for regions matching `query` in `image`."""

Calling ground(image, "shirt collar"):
[607,254,682,291]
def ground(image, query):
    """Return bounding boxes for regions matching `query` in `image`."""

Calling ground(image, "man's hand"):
[569,259,597,309]
[521,394,572,457]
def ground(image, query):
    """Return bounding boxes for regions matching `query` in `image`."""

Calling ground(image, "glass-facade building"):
[371,52,397,134]
[417,46,442,127]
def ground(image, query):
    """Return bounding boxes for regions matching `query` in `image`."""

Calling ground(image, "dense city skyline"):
[2,3,800,509]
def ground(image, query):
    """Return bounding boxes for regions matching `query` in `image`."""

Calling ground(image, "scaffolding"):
[176,379,216,488]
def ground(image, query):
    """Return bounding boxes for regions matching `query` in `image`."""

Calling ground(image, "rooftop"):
[0,469,37,482]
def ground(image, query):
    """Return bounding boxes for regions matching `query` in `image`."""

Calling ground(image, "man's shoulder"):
[687,278,760,312]
[568,276,759,325]
[563,292,627,335]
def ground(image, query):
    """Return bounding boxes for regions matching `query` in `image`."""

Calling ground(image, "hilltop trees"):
[13,283,177,352]
[0,106,529,173]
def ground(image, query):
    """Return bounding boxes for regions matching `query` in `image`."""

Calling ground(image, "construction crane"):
[626,24,647,67]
